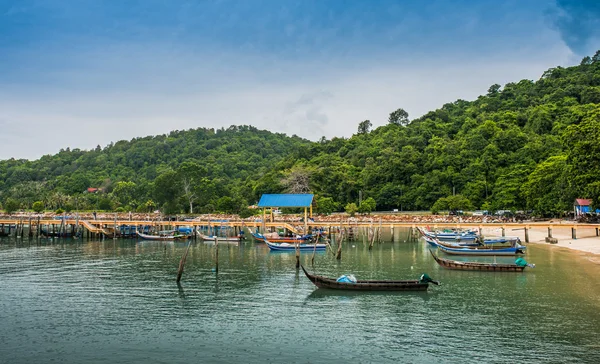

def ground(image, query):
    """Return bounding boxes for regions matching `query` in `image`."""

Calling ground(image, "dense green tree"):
[32,201,45,213]
[388,108,409,126]
[315,197,337,215]
[357,120,372,134]
[431,195,474,214]
[4,198,20,214]
[345,202,358,217]
[358,197,376,214]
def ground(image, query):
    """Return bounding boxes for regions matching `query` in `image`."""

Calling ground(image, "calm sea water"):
[1,229,600,363]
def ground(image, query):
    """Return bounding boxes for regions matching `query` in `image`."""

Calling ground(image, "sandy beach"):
[480,225,600,256]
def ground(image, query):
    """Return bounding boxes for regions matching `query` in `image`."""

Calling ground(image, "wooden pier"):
[0,218,598,242]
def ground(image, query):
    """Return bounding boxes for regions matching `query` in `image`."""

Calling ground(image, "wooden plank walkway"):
[0,218,598,230]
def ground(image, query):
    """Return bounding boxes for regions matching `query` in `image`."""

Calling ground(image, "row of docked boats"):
[299,225,536,292]
[136,228,328,252]
[418,227,526,255]
[418,226,535,272]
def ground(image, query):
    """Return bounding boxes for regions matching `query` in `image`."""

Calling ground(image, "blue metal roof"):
[257,194,314,208]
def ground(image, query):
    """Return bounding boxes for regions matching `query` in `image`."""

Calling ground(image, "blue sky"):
[0,0,599,159]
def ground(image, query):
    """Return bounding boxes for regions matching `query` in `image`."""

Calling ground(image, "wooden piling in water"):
[548,227,553,238]
[176,241,192,283]
[572,227,577,239]
[215,236,219,273]
[524,226,529,243]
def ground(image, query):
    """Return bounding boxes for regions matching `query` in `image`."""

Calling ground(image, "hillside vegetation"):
[3,51,600,216]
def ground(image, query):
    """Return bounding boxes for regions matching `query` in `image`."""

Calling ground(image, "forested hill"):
[256,51,600,216]
[2,52,600,216]
[0,126,311,214]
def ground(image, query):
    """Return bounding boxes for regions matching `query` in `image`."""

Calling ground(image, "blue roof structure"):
[257,194,314,208]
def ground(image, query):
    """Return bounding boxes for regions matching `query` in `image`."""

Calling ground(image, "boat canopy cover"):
[515,257,528,267]
[257,194,314,208]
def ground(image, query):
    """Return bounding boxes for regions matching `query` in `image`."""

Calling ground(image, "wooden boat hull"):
[198,233,242,242]
[424,236,525,255]
[437,243,523,256]
[265,240,327,251]
[429,250,527,272]
[137,231,189,241]
[251,232,312,243]
[301,265,436,291]
[419,228,479,242]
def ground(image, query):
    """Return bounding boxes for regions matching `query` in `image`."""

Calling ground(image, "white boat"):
[198,232,243,242]
[137,231,189,241]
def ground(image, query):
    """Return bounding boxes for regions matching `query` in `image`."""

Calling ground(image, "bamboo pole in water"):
[311,234,321,266]
[295,241,300,269]
[335,235,342,260]
[215,236,219,273]
[176,241,192,283]
[369,226,376,250]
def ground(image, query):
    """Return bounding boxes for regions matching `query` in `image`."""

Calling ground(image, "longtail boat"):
[198,233,242,242]
[251,232,313,243]
[429,250,534,272]
[424,236,526,256]
[264,240,327,251]
[301,265,439,291]
[417,227,479,243]
[137,231,189,241]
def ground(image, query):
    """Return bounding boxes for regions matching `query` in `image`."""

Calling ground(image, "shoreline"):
[480,226,600,256]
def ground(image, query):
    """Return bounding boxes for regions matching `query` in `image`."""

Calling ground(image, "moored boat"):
[198,233,243,242]
[424,236,526,255]
[301,265,439,291]
[137,231,189,241]
[429,250,534,271]
[417,227,479,243]
[264,239,327,251]
[252,231,313,243]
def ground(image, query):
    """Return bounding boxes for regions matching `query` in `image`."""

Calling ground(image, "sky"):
[0,0,599,160]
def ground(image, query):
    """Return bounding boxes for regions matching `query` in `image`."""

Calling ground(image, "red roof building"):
[575,199,591,206]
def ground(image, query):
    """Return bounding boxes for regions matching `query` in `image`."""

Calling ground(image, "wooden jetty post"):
[335,236,342,260]
[311,234,320,265]
[215,236,219,273]
[295,241,300,269]
[176,241,192,283]
[548,226,553,238]
[596,227,599,237]
[501,226,506,237]
[478,225,483,236]
[572,227,577,240]
[524,225,529,243]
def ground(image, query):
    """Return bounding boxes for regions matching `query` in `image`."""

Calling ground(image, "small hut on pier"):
[257,194,314,234]
[574,198,599,217]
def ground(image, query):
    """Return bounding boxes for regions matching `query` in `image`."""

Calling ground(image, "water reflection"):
[305,288,434,301]
[1,232,600,363]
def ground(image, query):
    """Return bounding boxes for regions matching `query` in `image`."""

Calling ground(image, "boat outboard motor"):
[420,273,440,285]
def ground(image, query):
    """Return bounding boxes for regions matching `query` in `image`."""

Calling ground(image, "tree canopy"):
[3,52,600,217]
